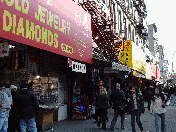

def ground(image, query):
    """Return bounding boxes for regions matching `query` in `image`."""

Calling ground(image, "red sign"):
[0,0,92,64]
[151,62,156,79]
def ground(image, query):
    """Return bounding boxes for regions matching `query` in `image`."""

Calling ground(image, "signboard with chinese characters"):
[119,40,132,68]
[0,0,92,63]
[0,42,9,57]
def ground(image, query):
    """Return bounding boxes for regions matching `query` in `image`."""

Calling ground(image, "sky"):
[144,0,176,73]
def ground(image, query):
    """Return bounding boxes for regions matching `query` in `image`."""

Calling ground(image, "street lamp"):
[172,51,176,73]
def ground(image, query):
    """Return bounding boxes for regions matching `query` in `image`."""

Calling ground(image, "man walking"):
[110,83,126,131]
[16,81,39,132]
[0,81,11,132]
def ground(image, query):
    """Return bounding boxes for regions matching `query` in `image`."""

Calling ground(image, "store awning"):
[0,0,93,64]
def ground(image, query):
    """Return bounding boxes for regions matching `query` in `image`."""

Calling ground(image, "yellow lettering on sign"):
[35,25,41,42]
[61,43,73,54]
[3,10,12,32]
[54,33,58,48]
[35,4,40,21]
[12,14,16,34]
[62,19,66,34]
[67,22,70,35]
[26,20,34,40]
[16,17,24,37]
[15,0,21,11]
[40,6,46,24]
[54,14,58,30]
[48,30,53,46]
[59,17,62,32]
[22,0,29,14]
[5,0,14,6]
[42,27,47,44]
[47,11,53,27]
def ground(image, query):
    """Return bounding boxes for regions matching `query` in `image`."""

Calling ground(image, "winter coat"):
[16,88,39,119]
[127,93,145,114]
[150,95,167,114]
[96,93,109,109]
[110,89,126,113]
[0,91,11,114]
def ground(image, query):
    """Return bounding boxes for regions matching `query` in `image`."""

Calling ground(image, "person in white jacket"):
[150,87,167,132]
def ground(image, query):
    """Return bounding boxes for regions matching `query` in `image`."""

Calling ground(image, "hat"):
[116,83,120,88]
[10,85,17,90]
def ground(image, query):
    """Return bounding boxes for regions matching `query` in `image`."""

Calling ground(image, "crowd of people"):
[0,81,39,132]
[92,80,171,132]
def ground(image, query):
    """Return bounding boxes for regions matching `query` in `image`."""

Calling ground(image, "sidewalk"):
[43,106,176,132]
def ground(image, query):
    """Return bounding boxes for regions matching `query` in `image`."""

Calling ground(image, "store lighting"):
[36,75,40,79]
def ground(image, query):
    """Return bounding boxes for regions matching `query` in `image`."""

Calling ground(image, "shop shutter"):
[41,50,68,74]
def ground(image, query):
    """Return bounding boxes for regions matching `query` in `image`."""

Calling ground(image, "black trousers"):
[98,108,108,128]
[148,99,151,111]
[131,109,143,132]
[94,108,100,122]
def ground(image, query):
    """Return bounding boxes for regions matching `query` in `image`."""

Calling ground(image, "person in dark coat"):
[127,86,145,132]
[147,86,154,111]
[8,85,20,132]
[96,86,109,130]
[16,81,39,132]
[110,83,126,131]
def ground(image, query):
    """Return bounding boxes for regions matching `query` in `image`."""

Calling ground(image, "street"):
[43,103,176,132]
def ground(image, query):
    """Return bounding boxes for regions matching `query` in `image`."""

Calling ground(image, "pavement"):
[42,102,176,132]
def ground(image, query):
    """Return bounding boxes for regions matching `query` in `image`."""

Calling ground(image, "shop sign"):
[68,58,86,73]
[156,68,160,82]
[104,67,118,73]
[132,43,146,75]
[112,62,131,72]
[151,62,156,79]
[133,71,145,78]
[146,62,152,80]
[0,0,92,64]
[115,40,132,68]
[0,42,9,57]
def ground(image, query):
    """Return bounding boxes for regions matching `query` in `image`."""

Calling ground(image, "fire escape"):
[133,0,148,41]
[79,0,124,64]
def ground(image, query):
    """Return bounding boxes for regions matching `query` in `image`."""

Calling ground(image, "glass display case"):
[29,76,59,105]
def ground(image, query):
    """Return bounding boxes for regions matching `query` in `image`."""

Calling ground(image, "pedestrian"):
[96,81,109,130]
[28,81,35,93]
[127,86,145,132]
[0,81,11,132]
[110,83,126,131]
[93,91,100,123]
[16,81,39,132]
[147,86,154,111]
[8,85,20,132]
[150,87,167,132]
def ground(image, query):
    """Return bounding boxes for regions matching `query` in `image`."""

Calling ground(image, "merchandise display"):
[29,76,60,108]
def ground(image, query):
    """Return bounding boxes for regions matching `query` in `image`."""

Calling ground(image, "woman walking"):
[150,87,167,132]
[127,86,145,132]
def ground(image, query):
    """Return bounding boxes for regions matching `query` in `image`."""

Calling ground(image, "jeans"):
[0,113,9,132]
[110,109,125,129]
[20,117,37,132]
[154,113,166,132]
[131,109,143,132]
